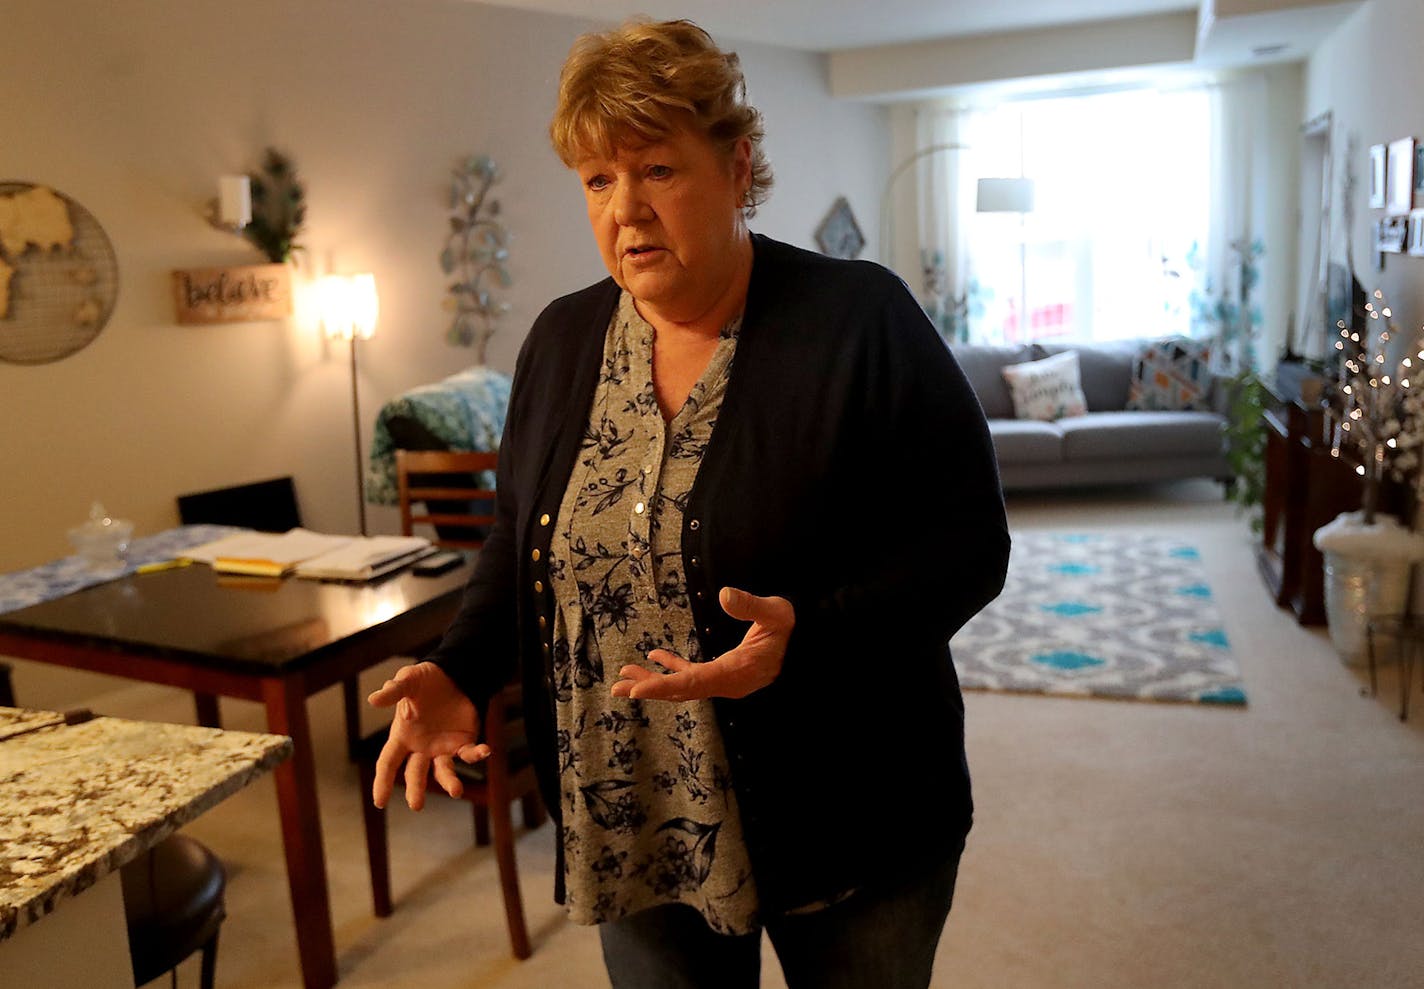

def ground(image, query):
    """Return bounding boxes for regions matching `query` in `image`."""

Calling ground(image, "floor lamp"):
[879,142,970,271]
[975,177,1036,338]
[320,273,379,536]
[880,142,1035,336]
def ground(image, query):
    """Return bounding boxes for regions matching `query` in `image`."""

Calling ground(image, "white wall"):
[1305,0,1424,347]
[0,0,887,571]
[1258,62,1307,369]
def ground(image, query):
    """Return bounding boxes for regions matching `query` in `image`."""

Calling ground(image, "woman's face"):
[577,126,751,322]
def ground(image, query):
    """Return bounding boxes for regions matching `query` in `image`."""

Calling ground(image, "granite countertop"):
[0,706,291,940]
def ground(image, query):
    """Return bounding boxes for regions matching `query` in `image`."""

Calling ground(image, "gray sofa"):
[951,339,1232,491]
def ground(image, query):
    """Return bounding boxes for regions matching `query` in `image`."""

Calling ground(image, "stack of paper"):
[292,536,435,581]
[181,530,435,580]
[182,529,354,577]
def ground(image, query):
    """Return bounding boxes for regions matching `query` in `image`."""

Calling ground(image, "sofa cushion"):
[1036,341,1138,411]
[1056,411,1225,461]
[1126,337,1214,411]
[1001,350,1088,420]
[988,419,1064,465]
[951,343,1036,419]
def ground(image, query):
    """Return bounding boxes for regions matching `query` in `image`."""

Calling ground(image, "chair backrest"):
[176,477,302,532]
[396,450,498,550]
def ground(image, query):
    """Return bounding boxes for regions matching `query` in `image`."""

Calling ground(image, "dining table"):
[0,527,474,989]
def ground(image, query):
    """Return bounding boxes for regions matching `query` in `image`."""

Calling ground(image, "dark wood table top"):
[0,559,473,674]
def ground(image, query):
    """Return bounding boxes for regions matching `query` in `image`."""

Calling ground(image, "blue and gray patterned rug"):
[950,532,1246,705]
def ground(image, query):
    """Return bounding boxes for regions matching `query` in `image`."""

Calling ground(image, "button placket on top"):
[543,290,758,933]
[625,333,660,600]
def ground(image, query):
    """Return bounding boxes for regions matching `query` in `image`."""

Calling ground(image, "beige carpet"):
[8,480,1423,988]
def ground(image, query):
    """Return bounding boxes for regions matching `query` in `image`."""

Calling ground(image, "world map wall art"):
[0,182,119,364]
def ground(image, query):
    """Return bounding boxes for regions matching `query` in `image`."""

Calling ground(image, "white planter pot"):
[1320,551,1413,666]
[1314,512,1424,667]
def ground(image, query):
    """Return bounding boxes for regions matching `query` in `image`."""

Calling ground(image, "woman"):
[370,19,1009,988]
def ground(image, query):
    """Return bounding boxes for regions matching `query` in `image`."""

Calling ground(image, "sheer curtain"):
[915,86,1222,349]
[913,107,974,342]
[1192,74,1269,372]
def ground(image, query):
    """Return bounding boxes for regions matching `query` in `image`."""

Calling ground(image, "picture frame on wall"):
[1409,210,1424,257]
[1369,143,1387,208]
[1387,137,1415,214]
[1416,144,1424,208]
[1378,213,1408,253]
[814,196,866,260]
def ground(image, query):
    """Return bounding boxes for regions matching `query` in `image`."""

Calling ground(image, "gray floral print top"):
[547,291,759,935]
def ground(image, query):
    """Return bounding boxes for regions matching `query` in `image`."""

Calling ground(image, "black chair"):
[176,476,302,532]
[120,833,227,989]
[173,478,304,731]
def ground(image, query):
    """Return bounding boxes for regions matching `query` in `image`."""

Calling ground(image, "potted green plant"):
[1222,369,1269,531]
[242,149,306,264]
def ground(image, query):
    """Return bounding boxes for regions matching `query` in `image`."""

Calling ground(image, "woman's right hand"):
[367,661,489,811]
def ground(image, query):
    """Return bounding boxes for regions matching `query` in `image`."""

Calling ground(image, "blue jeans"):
[598,840,964,989]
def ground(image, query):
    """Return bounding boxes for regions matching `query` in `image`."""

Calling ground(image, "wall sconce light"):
[205,175,252,233]
[320,273,379,534]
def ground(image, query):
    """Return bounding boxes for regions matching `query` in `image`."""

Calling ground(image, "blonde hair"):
[550,19,773,213]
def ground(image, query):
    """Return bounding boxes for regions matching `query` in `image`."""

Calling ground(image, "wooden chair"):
[362,448,546,958]
[355,682,545,959]
[396,449,498,549]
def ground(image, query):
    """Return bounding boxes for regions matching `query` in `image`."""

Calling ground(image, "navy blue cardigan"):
[429,234,1009,913]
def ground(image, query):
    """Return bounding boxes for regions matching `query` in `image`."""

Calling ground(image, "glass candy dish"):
[68,501,134,569]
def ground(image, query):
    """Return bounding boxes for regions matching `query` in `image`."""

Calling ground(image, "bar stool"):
[1364,614,1424,721]
[120,833,227,989]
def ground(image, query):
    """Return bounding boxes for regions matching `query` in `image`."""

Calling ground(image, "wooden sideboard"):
[1257,385,1404,625]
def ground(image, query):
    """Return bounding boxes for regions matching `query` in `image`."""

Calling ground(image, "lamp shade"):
[349,273,379,340]
[976,177,1036,213]
[319,273,378,341]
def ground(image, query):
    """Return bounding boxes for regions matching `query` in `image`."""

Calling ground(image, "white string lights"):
[1329,288,1424,524]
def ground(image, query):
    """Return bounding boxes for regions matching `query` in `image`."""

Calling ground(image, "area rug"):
[950,531,1247,705]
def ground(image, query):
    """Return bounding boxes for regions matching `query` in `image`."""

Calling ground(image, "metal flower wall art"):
[442,154,511,363]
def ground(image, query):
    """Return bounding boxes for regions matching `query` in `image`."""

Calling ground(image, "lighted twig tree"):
[1328,289,1423,524]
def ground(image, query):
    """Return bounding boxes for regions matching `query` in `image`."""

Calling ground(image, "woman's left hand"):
[611,586,795,701]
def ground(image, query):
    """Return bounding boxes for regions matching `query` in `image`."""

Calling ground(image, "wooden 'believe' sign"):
[172,264,293,324]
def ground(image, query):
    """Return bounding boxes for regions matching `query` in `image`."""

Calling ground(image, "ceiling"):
[467,0,1200,52]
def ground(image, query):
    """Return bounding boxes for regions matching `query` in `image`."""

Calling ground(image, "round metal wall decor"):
[0,181,120,365]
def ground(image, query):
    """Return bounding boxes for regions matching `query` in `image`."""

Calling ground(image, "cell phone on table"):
[412,550,466,576]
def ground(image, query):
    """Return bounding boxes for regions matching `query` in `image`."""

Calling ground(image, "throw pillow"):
[1126,337,1213,411]
[1000,350,1089,421]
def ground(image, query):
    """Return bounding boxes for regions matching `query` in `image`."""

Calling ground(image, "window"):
[958,87,1212,346]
